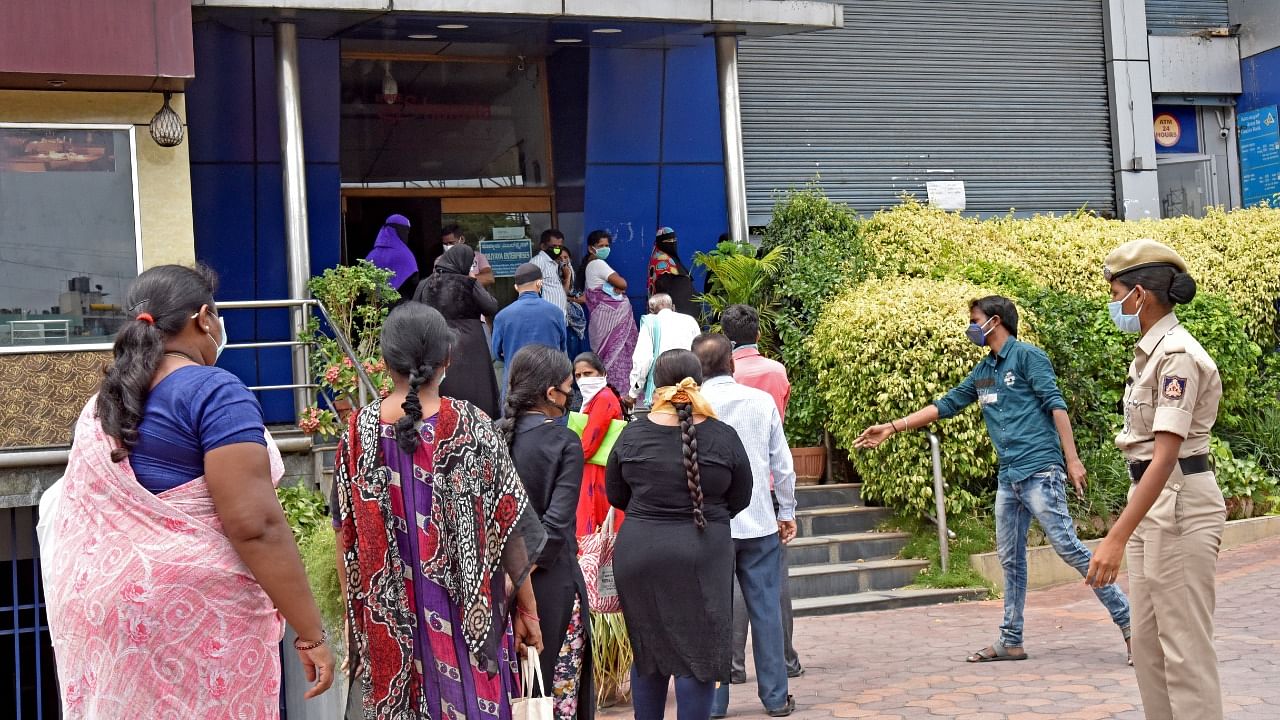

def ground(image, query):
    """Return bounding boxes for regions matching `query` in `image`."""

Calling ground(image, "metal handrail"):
[927,432,953,573]
[313,298,379,405]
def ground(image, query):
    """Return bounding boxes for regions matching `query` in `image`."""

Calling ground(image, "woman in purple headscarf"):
[364,214,420,298]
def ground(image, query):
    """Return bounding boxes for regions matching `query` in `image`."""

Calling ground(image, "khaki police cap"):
[1103,238,1188,281]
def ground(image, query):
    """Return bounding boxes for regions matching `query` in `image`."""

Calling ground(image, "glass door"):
[1157,155,1216,218]
[441,196,553,307]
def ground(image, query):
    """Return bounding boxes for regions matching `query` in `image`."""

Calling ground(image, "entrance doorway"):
[342,192,554,306]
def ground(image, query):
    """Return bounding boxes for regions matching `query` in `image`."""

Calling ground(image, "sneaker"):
[766,696,796,718]
[787,666,805,679]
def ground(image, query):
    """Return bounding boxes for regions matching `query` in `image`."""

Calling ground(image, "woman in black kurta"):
[414,243,501,418]
[605,350,753,720]
[499,344,595,720]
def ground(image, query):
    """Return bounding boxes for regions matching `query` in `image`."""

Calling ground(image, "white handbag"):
[511,646,554,720]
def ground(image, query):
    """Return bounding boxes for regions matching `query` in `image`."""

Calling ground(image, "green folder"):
[568,411,627,466]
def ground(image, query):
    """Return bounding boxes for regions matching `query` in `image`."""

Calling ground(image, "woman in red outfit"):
[573,352,626,537]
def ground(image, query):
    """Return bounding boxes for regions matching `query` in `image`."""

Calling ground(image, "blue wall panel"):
[187,22,254,164]
[1242,47,1280,113]
[586,48,664,164]
[190,22,342,423]
[657,163,727,288]
[582,41,727,316]
[662,44,724,164]
[583,163,660,297]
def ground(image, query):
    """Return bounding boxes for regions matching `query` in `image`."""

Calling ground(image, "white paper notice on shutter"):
[926,181,966,211]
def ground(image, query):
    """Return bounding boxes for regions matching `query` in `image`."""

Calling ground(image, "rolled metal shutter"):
[1145,0,1230,34]
[738,0,1115,220]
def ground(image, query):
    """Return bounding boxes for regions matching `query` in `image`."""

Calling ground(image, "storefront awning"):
[192,0,843,40]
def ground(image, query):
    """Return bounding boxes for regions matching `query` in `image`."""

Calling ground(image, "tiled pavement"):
[601,536,1280,720]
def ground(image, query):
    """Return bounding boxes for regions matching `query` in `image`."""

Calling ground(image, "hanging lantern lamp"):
[149,92,185,147]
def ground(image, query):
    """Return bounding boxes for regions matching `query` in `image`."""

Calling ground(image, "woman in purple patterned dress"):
[332,302,547,719]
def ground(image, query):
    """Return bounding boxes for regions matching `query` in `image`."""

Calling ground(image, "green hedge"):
[769,190,1280,520]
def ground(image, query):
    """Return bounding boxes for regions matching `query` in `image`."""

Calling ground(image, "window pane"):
[340,58,550,188]
[0,127,138,348]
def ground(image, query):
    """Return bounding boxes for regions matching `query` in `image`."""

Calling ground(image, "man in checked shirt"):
[693,333,798,719]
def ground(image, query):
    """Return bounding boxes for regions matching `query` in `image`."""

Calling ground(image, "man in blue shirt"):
[855,295,1131,665]
[491,263,567,394]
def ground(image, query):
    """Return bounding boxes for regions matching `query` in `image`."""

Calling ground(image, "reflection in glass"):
[0,127,138,347]
[340,58,550,188]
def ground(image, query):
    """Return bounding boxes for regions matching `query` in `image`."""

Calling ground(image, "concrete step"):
[792,587,990,616]
[788,559,928,599]
[794,482,862,510]
[795,505,893,536]
[786,531,910,566]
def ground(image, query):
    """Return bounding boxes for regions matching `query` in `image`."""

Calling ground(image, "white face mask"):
[577,376,608,407]
[193,311,228,362]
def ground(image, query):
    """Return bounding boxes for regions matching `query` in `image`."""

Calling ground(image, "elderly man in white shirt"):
[625,293,702,408]
[693,333,797,719]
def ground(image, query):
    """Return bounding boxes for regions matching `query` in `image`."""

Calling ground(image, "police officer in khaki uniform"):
[1085,239,1227,720]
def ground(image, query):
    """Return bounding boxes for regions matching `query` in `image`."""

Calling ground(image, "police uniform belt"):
[1128,454,1211,483]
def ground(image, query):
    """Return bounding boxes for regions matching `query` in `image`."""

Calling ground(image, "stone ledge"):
[969,514,1280,592]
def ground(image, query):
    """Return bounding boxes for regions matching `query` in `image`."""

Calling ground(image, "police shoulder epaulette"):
[1163,331,1187,354]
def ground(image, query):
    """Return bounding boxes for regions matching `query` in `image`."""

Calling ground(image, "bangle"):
[517,606,540,623]
[294,629,328,651]
[890,419,901,433]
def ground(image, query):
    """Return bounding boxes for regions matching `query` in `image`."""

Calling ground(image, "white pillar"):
[1103,0,1161,219]
[715,33,750,244]
[274,22,312,416]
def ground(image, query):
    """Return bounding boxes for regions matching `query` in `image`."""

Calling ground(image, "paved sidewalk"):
[603,536,1280,719]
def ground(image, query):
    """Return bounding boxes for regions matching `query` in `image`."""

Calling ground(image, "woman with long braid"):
[606,350,753,720]
[331,301,547,719]
[498,344,594,720]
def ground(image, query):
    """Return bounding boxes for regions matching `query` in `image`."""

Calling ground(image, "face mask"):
[658,239,678,255]
[1109,287,1143,333]
[548,387,569,417]
[965,317,995,346]
[594,246,611,261]
[194,311,228,361]
[549,246,563,257]
[577,376,608,407]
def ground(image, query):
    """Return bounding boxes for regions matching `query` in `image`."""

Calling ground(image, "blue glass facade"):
[186,24,727,422]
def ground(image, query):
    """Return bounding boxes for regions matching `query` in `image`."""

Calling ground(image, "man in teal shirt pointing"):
[855,295,1131,664]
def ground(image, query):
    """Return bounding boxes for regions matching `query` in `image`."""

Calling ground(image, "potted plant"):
[695,242,825,483]
[297,260,397,438]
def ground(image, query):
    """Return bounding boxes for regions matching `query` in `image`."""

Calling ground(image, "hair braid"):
[394,362,432,454]
[676,401,706,530]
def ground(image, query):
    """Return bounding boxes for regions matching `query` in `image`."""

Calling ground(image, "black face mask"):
[390,224,411,244]
[548,246,564,258]
[658,239,678,255]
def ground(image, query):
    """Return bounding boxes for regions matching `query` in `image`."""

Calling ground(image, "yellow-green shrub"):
[857,201,1280,344]
[808,276,1038,516]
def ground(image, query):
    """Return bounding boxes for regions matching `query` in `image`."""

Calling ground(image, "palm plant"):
[694,241,788,354]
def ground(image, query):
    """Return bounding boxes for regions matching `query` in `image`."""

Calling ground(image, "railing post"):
[928,432,951,574]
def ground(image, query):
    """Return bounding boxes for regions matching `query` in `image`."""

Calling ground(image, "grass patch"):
[888,510,997,591]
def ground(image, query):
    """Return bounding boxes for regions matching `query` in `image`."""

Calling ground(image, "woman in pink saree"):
[38,265,335,719]
[580,230,637,391]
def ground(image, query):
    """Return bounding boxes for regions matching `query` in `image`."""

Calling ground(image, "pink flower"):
[162,518,191,533]
[125,615,151,644]
[342,357,355,368]
[207,669,230,699]
[324,365,342,384]
[199,636,228,659]
[121,581,150,604]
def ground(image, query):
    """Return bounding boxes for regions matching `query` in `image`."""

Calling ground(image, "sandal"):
[965,643,1027,663]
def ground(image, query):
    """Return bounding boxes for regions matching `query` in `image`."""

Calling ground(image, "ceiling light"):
[381,61,399,104]
[408,34,438,39]
[554,38,583,44]
[592,28,623,34]
[437,23,469,30]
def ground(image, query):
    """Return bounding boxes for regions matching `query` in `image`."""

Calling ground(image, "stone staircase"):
[788,483,987,615]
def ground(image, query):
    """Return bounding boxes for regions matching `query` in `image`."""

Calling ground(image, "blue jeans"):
[632,670,715,720]
[712,533,789,715]
[996,465,1131,648]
